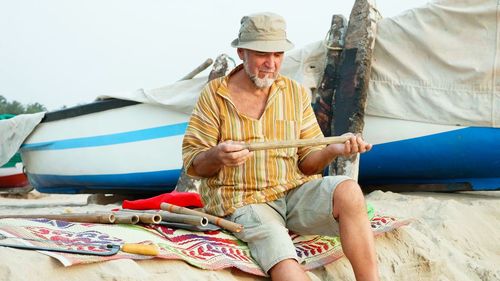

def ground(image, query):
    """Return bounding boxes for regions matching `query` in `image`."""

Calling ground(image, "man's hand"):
[190,140,253,178]
[298,133,372,175]
[326,133,372,157]
[213,141,253,167]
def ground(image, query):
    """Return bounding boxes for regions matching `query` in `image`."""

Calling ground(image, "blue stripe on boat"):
[27,169,182,194]
[21,122,188,151]
[359,127,500,190]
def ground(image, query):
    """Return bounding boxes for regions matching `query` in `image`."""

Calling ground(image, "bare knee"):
[332,180,366,218]
[269,259,311,281]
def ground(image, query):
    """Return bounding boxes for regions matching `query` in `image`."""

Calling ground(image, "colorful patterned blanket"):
[0,215,410,276]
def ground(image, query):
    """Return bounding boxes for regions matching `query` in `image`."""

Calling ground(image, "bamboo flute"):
[120,209,208,227]
[157,211,208,226]
[135,213,161,224]
[242,135,350,151]
[112,211,161,224]
[0,213,117,224]
[160,203,243,233]
[112,213,140,224]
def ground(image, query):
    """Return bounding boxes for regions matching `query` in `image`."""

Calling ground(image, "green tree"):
[4,100,24,115]
[0,95,7,113]
[25,102,47,113]
[0,95,46,114]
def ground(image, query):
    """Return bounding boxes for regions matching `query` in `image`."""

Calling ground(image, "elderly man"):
[182,12,378,281]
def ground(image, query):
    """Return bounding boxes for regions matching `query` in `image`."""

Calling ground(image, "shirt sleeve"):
[297,85,325,163]
[182,80,221,176]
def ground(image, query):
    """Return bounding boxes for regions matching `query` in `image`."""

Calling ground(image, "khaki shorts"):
[226,175,351,273]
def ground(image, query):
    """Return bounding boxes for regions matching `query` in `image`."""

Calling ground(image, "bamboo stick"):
[113,213,140,224]
[120,209,209,227]
[120,209,209,226]
[0,213,117,224]
[137,213,161,224]
[113,211,161,224]
[157,211,209,227]
[242,135,350,151]
[160,203,243,233]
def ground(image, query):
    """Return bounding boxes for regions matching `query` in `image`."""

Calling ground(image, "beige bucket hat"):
[231,12,294,52]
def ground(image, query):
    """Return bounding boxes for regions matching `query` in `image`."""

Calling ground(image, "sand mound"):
[0,190,499,280]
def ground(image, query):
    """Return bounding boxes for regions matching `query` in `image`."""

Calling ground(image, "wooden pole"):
[179,58,213,80]
[329,0,380,178]
[314,15,347,137]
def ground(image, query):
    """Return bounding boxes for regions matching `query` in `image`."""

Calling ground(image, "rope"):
[322,28,344,51]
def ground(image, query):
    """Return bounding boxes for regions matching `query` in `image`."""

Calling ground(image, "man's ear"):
[237,48,245,60]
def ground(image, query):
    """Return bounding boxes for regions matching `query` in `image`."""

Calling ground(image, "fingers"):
[365,143,373,152]
[225,150,252,166]
[229,151,254,166]
[343,133,372,156]
[344,139,352,155]
[218,141,246,153]
[217,141,253,167]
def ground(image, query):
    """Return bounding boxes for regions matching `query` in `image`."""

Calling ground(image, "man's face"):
[239,49,284,89]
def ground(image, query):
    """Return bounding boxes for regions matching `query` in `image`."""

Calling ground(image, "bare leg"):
[333,180,379,281]
[269,259,311,281]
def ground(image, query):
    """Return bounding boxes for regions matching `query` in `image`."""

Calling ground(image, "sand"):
[0,190,499,281]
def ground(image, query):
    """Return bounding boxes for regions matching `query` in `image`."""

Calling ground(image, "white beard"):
[250,76,275,89]
[243,62,276,89]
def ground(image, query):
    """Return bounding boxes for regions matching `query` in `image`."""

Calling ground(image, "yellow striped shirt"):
[183,65,325,216]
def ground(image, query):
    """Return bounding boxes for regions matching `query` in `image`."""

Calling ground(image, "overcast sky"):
[0,0,429,111]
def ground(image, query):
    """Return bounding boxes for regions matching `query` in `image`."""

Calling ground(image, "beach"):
[0,189,499,281]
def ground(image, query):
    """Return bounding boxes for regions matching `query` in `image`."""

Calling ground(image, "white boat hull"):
[21,100,189,194]
[360,116,500,190]
[20,99,500,194]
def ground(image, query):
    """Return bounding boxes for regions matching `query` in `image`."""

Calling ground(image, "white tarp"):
[0,112,45,166]
[366,0,500,127]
